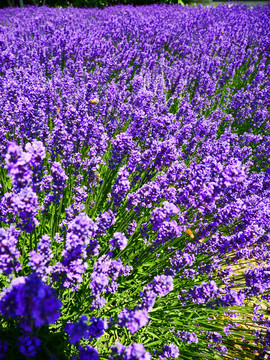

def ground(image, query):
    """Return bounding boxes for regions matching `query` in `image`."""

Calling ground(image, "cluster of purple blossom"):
[0,3,270,360]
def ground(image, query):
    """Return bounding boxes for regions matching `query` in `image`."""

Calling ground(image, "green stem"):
[30,232,33,252]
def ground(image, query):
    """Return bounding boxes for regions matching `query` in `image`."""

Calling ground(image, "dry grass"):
[216,253,269,359]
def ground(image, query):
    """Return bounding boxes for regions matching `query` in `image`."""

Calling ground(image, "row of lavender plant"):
[0,3,270,359]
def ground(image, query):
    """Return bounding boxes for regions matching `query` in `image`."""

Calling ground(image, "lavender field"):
[0,3,270,359]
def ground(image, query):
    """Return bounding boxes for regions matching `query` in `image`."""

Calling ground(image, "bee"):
[56,107,60,114]
[90,98,99,104]
[186,228,194,239]
[95,172,101,181]
[234,344,242,351]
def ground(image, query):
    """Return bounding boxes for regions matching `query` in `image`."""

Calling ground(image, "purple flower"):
[206,331,223,345]
[222,160,246,187]
[111,166,130,208]
[0,273,62,331]
[253,328,270,355]
[25,139,46,166]
[126,182,162,211]
[218,289,245,307]
[12,186,39,233]
[184,281,220,305]
[223,327,232,336]
[53,258,88,290]
[0,276,25,317]
[154,221,181,247]
[51,162,68,190]
[78,345,100,360]
[127,220,137,235]
[110,342,126,359]
[47,162,68,204]
[158,343,179,359]
[179,330,198,344]
[170,251,195,272]
[67,213,98,246]
[1,4,270,359]
[96,210,116,236]
[5,142,32,189]
[52,213,98,290]
[89,255,132,298]
[41,172,53,195]
[29,234,53,279]
[150,202,179,231]
[90,272,109,296]
[245,266,270,297]
[0,192,15,224]
[17,335,41,358]
[65,315,90,344]
[110,232,128,251]
[0,340,8,359]
[118,309,149,334]
[124,343,151,360]
[127,150,141,173]
[90,296,107,310]
[145,275,174,297]
[110,342,151,360]
[109,132,135,169]
[88,317,108,340]
[138,290,157,311]
[0,226,21,275]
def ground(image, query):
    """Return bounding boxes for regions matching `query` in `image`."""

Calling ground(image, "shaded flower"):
[17,335,41,358]
[0,340,8,359]
[65,316,90,344]
[0,273,62,331]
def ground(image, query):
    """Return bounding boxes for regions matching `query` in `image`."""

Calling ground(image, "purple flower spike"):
[90,272,109,296]
[5,142,32,189]
[125,343,151,360]
[179,330,198,344]
[118,309,149,334]
[12,187,39,233]
[110,232,128,251]
[138,290,157,311]
[25,140,46,166]
[146,275,174,297]
[0,340,8,359]
[110,342,151,360]
[0,226,21,275]
[0,273,62,331]
[96,209,116,237]
[65,315,90,344]
[88,317,108,340]
[29,234,53,279]
[78,345,100,360]
[222,160,246,187]
[17,335,41,358]
[110,341,126,359]
[159,343,179,359]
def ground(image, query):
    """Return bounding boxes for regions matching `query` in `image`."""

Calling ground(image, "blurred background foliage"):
[0,0,191,9]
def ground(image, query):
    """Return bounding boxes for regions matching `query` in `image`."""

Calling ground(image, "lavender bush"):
[0,3,270,359]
